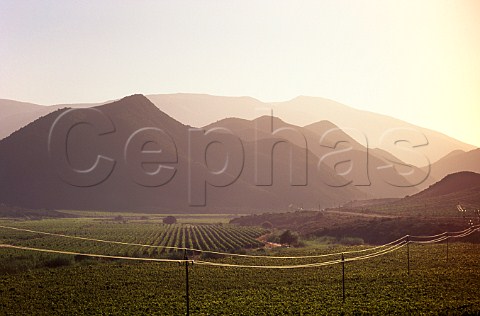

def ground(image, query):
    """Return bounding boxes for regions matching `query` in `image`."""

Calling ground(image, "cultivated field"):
[0,217,479,315]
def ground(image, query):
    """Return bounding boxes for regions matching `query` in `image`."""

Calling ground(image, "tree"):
[163,216,177,224]
[279,230,298,246]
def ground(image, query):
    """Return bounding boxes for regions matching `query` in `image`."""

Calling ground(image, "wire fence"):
[1,223,479,314]
[0,224,479,268]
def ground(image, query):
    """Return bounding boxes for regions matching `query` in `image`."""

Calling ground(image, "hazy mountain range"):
[1,94,476,165]
[0,93,478,213]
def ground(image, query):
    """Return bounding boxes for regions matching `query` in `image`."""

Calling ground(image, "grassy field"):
[0,217,480,315]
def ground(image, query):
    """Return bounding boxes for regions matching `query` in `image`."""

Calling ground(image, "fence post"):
[406,235,410,275]
[446,233,449,263]
[184,250,190,316]
[341,253,345,303]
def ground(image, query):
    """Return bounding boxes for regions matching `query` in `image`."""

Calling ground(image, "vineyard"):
[1,218,480,315]
[0,219,265,261]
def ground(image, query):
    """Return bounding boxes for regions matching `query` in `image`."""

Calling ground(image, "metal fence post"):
[446,233,449,263]
[342,253,345,303]
[406,235,410,275]
[184,250,190,316]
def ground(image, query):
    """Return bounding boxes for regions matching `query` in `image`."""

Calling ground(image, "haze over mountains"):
[0,95,365,212]
[0,94,475,165]
[0,93,477,213]
[148,94,476,165]
[428,149,480,181]
[204,116,426,198]
[0,99,104,141]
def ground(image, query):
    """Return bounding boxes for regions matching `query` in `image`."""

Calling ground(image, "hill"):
[0,94,369,212]
[229,171,480,243]
[205,116,425,199]
[0,99,106,140]
[427,149,480,183]
[283,96,476,165]
[413,171,480,198]
[148,94,476,165]
[344,171,480,217]
[1,94,474,169]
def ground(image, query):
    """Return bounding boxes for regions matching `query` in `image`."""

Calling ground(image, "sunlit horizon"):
[1,0,479,147]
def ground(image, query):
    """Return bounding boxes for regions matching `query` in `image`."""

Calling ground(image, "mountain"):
[0,99,43,117]
[1,94,475,169]
[345,171,480,217]
[277,96,476,165]
[146,93,266,127]
[0,99,106,140]
[412,171,480,199]
[145,94,475,165]
[205,116,426,199]
[0,99,48,140]
[427,149,480,182]
[0,94,369,212]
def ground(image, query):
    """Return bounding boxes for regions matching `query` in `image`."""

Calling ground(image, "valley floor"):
[0,217,479,315]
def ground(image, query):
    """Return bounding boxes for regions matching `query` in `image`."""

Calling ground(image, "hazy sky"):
[1,1,479,147]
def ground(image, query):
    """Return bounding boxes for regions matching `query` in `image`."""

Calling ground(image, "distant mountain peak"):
[253,115,289,125]
[286,95,350,107]
[111,93,152,107]
[303,120,342,136]
[98,94,161,115]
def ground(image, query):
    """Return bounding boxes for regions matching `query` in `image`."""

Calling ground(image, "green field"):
[0,218,480,315]
[0,219,265,262]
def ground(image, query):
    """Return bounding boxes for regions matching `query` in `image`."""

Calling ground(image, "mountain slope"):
[412,171,480,199]
[146,94,475,165]
[428,149,480,182]
[0,94,367,212]
[205,116,425,199]
[0,99,106,140]
[1,94,474,169]
[279,96,475,165]
[147,93,265,127]
[346,171,480,217]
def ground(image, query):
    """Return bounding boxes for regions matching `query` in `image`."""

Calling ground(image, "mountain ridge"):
[0,94,371,212]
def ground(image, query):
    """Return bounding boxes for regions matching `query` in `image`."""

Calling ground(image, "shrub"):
[43,256,73,268]
[200,251,224,260]
[163,216,177,224]
[74,254,90,262]
[279,230,298,246]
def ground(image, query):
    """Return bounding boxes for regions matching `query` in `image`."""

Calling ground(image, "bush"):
[163,216,177,224]
[74,254,90,262]
[267,234,280,243]
[43,256,73,268]
[200,251,224,260]
[279,230,298,246]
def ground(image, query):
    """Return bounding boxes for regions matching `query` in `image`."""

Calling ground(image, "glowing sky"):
[0,1,479,147]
